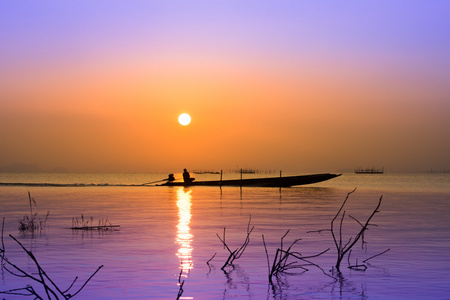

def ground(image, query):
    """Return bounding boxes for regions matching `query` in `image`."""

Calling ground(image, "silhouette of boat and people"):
[158,168,340,187]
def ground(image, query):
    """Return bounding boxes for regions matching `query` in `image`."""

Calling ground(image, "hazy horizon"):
[1,1,449,174]
[0,162,447,175]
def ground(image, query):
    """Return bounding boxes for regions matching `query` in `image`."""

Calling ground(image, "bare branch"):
[1,234,103,299]
[216,215,253,270]
[363,248,391,263]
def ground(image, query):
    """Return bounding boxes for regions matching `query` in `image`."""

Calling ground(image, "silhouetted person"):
[183,168,194,183]
[167,173,175,182]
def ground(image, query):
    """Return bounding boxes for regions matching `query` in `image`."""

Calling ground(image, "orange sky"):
[1,2,449,173]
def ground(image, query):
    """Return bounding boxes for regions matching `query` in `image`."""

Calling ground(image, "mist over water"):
[0,173,449,299]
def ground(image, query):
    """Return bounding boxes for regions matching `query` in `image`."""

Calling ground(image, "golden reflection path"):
[176,187,194,278]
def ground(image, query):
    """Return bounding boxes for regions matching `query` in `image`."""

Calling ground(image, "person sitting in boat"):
[182,168,195,183]
[167,173,175,182]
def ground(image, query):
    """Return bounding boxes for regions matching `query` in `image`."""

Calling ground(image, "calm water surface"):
[0,173,449,299]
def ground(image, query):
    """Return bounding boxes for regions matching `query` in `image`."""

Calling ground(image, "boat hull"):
[158,173,340,187]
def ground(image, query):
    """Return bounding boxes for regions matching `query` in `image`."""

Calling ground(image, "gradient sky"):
[1,1,449,173]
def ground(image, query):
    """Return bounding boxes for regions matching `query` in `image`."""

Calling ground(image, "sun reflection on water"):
[176,187,194,276]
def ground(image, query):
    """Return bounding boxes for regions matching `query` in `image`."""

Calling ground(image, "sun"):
[178,113,191,126]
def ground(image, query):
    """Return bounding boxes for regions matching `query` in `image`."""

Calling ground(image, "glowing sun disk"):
[178,113,191,126]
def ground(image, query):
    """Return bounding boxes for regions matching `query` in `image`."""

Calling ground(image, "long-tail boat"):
[157,173,340,187]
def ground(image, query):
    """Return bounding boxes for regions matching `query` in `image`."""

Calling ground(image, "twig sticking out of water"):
[0,217,4,267]
[176,280,184,300]
[308,190,389,272]
[176,261,185,300]
[216,215,254,270]
[206,253,217,273]
[176,260,192,300]
[18,192,49,232]
[0,234,103,299]
[363,248,391,263]
[262,230,331,284]
[329,188,384,272]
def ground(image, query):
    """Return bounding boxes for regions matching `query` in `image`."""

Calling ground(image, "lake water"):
[0,172,449,299]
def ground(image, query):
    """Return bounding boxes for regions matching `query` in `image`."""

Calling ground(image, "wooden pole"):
[279,170,282,189]
[240,169,243,187]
